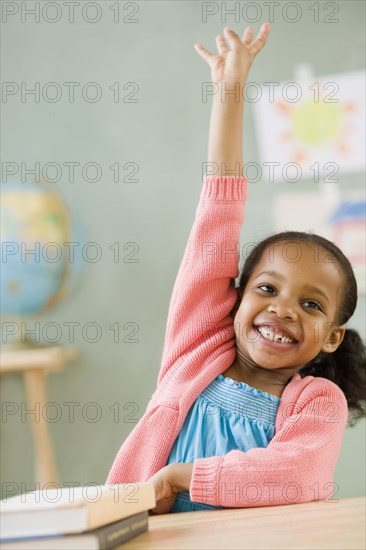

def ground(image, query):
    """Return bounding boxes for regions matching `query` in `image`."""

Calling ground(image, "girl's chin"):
[240,348,297,370]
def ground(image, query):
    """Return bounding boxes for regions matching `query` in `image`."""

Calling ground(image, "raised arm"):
[157,25,270,385]
[204,24,270,176]
[106,25,271,487]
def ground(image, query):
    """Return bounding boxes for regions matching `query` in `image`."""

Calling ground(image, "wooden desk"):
[120,496,365,550]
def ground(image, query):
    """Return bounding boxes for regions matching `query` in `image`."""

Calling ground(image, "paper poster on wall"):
[252,67,365,182]
[273,187,366,294]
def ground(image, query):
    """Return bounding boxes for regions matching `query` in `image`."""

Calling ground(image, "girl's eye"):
[258,284,275,294]
[303,300,323,312]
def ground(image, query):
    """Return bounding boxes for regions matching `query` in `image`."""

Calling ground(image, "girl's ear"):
[321,325,346,353]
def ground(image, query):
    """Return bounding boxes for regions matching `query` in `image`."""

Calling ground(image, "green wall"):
[1,0,365,500]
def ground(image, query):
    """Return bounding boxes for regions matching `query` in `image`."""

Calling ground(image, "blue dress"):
[166,374,281,513]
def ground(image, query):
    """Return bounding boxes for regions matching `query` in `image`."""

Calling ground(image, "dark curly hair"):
[232,231,366,427]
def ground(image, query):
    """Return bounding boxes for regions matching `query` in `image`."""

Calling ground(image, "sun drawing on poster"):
[276,97,357,164]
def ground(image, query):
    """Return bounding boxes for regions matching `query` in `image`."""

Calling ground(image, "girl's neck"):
[226,350,299,398]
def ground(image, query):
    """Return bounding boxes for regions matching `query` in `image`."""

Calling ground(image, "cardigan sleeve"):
[189,376,348,508]
[157,175,248,385]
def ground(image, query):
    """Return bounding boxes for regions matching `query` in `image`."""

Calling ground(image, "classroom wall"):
[1,0,365,499]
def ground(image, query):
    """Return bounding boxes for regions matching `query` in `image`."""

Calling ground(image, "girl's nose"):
[267,298,298,320]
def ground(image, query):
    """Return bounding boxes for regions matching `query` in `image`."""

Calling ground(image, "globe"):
[0,180,85,349]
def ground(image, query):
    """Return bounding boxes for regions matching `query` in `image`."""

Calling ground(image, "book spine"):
[96,511,148,549]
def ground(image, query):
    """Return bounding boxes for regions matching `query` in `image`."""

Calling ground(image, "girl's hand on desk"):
[148,463,193,515]
[194,23,270,85]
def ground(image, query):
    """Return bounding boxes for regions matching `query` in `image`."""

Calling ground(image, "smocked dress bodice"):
[166,374,281,513]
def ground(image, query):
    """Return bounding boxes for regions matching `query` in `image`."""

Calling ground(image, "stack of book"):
[0,483,156,549]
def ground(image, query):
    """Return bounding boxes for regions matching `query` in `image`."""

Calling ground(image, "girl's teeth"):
[257,326,294,344]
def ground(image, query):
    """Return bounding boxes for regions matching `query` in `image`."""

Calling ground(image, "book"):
[0,483,155,540]
[0,511,148,549]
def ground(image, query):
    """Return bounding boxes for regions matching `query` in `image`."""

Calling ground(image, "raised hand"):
[194,23,270,85]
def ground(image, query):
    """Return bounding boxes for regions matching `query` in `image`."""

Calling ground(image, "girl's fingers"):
[249,23,270,54]
[195,22,270,64]
[241,26,254,45]
[223,26,242,48]
[194,42,216,63]
[215,34,229,55]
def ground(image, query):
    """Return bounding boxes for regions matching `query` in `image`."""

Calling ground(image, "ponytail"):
[299,329,366,427]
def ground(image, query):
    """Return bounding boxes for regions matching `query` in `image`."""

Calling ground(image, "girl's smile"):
[252,324,299,346]
[255,324,298,344]
[233,242,346,384]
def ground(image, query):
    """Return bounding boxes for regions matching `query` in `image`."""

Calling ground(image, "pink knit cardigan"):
[106,175,348,508]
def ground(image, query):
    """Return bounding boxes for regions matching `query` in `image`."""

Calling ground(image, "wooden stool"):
[0,345,80,487]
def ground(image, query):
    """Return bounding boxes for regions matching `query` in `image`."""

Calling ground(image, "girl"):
[106,23,366,514]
